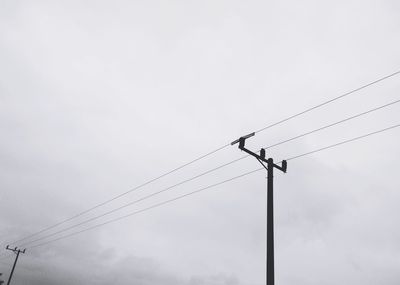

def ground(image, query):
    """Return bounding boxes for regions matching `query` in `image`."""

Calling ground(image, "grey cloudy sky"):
[1,0,400,284]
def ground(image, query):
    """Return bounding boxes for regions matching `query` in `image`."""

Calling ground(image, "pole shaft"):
[6,251,20,285]
[267,161,274,285]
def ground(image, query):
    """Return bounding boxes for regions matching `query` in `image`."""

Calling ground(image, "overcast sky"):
[1,0,400,284]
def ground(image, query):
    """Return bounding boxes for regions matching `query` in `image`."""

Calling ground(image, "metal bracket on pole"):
[231,132,287,172]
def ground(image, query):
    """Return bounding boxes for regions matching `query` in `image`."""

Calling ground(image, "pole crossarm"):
[5,246,25,255]
[231,133,287,173]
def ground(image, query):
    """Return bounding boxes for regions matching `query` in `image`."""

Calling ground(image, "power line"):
[18,156,249,247]
[10,144,230,245]
[27,123,400,250]
[28,168,264,249]
[15,98,400,247]
[254,70,400,133]
[285,123,400,161]
[9,69,400,246]
[263,98,400,149]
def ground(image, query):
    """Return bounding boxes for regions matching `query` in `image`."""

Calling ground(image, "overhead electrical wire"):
[8,70,400,247]
[254,70,400,133]
[27,122,400,250]
[263,98,400,149]
[285,123,400,161]
[28,168,264,249]
[17,156,250,247]
[14,98,400,247]
[9,144,230,245]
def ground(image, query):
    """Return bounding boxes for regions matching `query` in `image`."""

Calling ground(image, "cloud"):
[1,0,400,284]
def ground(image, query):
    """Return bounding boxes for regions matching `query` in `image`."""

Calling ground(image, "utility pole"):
[5,246,25,285]
[231,132,287,285]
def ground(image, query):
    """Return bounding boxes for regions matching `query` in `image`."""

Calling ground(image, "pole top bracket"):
[231,133,288,173]
[230,132,255,146]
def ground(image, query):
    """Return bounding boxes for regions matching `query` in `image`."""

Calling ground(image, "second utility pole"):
[5,246,25,285]
[232,132,287,285]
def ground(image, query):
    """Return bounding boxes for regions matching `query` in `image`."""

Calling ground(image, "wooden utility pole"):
[232,133,287,285]
[5,246,25,285]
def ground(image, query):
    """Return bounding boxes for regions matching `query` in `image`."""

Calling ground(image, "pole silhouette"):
[5,246,25,285]
[232,133,287,285]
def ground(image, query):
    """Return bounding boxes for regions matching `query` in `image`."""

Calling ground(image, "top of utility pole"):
[231,132,287,173]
